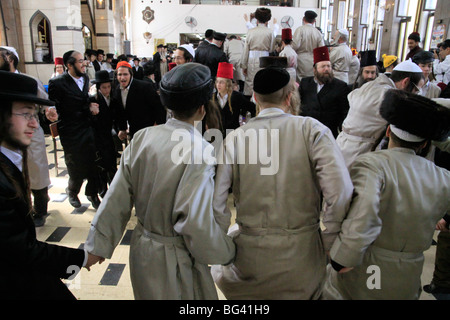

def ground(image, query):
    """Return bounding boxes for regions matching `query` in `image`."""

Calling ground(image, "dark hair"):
[171,105,201,120]
[176,47,194,62]
[390,71,424,87]
[440,39,450,50]
[0,101,33,214]
[143,62,155,76]
[283,39,292,45]
[65,51,78,68]
[0,48,19,69]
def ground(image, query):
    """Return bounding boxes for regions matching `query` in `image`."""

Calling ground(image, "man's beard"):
[315,70,334,84]
[74,64,85,77]
[0,61,11,71]
[3,131,29,151]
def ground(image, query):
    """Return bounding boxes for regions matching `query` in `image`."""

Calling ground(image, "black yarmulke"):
[253,67,290,95]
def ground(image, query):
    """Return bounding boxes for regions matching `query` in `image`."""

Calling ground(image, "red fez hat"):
[282,28,292,41]
[169,62,177,71]
[54,57,64,65]
[116,61,132,69]
[216,62,234,79]
[313,46,330,65]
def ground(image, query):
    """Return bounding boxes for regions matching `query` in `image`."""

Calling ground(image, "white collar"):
[257,107,285,117]
[0,146,23,171]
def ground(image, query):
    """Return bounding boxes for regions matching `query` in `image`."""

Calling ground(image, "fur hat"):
[380,89,450,142]
[253,67,290,95]
[160,63,213,111]
[360,50,377,67]
[259,56,288,68]
[255,7,271,23]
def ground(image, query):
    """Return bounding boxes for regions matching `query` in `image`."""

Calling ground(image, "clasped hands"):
[85,252,105,271]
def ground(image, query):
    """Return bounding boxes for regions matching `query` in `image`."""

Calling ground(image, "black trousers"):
[67,173,99,197]
[31,187,49,217]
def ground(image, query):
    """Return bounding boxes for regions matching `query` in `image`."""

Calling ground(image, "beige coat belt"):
[238,222,320,236]
[369,245,423,260]
[138,222,185,245]
[341,128,378,143]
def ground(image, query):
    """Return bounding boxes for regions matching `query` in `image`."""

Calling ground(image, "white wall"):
[129,3,320,57]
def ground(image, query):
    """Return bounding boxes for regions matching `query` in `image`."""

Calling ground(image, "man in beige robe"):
[292,10,324,82]
[211,67,353,299]
[85,63,235,300]
[329,29,353,84]
[241,7,275,97]
[323,89,450,300]
[336,59,425,168]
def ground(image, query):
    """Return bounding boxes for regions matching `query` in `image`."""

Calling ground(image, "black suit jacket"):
[299,77,350,138]
[217,91,256,134]
[132,66,144,80]
[113,78,166,138]
[48,72,97,178]
[0,153,84,299]
[93,60,101,72]
[194,43,229,79]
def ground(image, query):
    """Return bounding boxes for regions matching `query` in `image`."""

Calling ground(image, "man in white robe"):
[279,28,298,82]
[211,67,353,299]
[85,63,235,300]
[292,10,324,81]
[336,59,425,168]
[241,7,275,97]
[329,29,353,84]
[323,89,450,300]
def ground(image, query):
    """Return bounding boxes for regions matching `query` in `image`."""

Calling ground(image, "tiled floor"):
[35,134,445,300]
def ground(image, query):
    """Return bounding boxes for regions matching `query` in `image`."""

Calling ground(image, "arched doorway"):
[29,10,52,63]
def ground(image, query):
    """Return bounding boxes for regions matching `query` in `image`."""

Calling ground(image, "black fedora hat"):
[92,70,113,84]
[0,71,54,106]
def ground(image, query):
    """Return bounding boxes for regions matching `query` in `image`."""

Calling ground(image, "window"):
[29,11,52,63]
[83,25,93,51]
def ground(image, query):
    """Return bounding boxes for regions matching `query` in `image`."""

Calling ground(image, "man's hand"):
[85,253,105,271]
[89,103,100,115]
[118,130,128,141]
[45,107,58,122]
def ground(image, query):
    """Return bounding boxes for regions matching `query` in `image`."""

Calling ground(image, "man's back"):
[212,109,352,299]
[327,148,450,299]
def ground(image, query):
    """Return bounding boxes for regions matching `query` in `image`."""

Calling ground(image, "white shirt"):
[313,77,325,93]
[120,78,133,107]
[216,92,228,109]
[434,55,450,84]
[69,73,85,91]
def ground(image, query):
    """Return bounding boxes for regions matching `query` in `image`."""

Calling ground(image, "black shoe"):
[33,214,46,227]
[66,188,81,208]
[87,195,101,210]
[423,283,450,294]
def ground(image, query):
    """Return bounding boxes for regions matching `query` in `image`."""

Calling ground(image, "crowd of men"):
[0,6,450,301]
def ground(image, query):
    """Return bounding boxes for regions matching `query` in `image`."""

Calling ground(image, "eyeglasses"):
[412,82,422,95]
[12,112,39,121]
